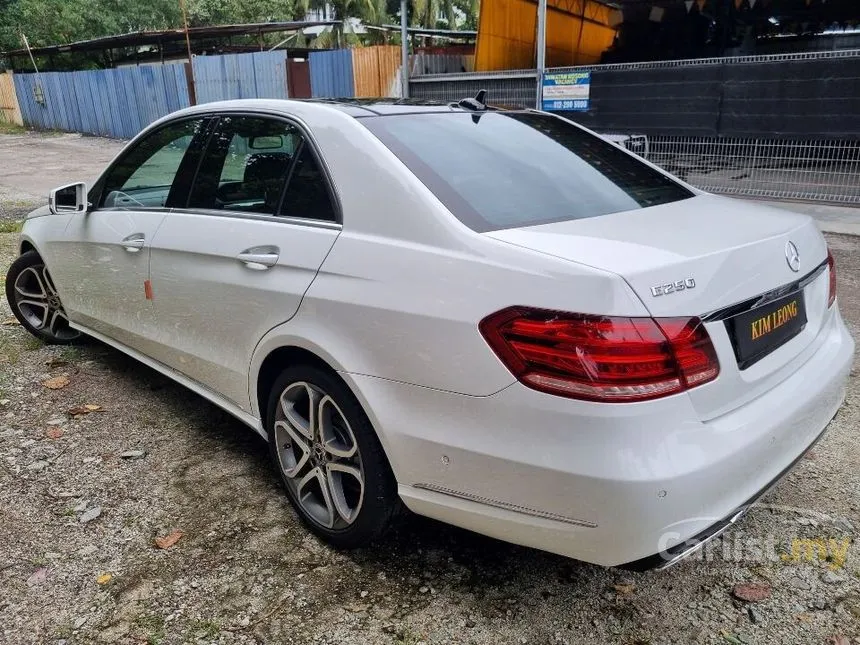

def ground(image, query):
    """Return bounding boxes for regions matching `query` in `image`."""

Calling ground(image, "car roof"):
[167,97,518,121]
[297,98,517,117]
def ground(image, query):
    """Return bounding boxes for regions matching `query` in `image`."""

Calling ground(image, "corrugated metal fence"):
[309,49,355,98]
[10,51,293,138]
[310,46,402,98]
[6,49,462,138]
[193,51,289,103]
[13,65,190,139]
[410,53,475,76]
[0,72,23,125]
[352,46,400,97]
[411,69,538,107]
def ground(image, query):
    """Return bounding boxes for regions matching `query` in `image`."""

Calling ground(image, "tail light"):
[827,249,837,308]
[479,307,720,402]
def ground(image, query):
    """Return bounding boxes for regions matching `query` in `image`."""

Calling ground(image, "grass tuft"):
[0,122,25,135]
[135,614,166,645]
[0,333,22,365]
[23,336,43,351]
[0,220,23,234]
[60,346,82,362]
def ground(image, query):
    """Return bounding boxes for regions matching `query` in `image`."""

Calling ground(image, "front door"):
[49,117,210,351]
[147,114,341,410]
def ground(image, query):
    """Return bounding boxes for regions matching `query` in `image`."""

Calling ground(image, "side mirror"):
[49,182,88,214]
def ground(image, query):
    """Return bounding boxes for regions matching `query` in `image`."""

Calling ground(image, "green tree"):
[0,0,308,54]
[0,0,181,51]
[297,0,388,48]
[185,0,302,26]
[411,0,455,31]
[453,0,478,30]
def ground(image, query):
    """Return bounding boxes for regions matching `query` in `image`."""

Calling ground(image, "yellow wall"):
[475,0,616,71]
[0,72,23,125]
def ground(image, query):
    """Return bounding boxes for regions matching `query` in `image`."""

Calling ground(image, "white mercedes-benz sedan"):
[5,98,853,570]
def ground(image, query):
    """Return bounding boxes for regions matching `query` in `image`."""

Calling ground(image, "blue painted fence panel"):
[13,64,190,139]
[309,50,355,98]
[193,51,288,103]
[12,51,294,138]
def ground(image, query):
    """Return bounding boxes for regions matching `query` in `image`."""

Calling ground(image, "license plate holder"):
[725,291,807,370]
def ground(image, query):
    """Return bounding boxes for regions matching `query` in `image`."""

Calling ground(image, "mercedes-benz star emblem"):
[785,241,800,272]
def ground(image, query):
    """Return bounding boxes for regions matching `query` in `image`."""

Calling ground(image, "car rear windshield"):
[361,111,694,233]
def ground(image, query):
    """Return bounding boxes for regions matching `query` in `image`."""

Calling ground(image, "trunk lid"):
[485,194,831,420]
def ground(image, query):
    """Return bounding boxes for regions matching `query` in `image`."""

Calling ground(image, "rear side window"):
[187,115,337,222]
[279,144,337,222]
[188,116,300,215]
[361,112,693,232]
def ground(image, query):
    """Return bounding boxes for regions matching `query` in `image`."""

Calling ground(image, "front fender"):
[17,209,69,257]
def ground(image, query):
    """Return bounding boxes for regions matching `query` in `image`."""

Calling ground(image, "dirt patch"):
[0,229,858,645]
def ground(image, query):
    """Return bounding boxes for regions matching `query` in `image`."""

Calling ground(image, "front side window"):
[100,118,206,209]
[188,115,338,222]
[361,112,694,232]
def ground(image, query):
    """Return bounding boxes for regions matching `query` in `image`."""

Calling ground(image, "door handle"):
[121,233,146,253]
[237,246,280,270]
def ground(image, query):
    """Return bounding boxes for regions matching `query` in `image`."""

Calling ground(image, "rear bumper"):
[346,307,853,568]
[619,420,827,571]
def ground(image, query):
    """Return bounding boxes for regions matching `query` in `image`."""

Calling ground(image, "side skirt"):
[69,322,267,440]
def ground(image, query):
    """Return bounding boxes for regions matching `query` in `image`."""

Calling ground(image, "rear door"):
[50,117,210,349]
[146,113,341,410]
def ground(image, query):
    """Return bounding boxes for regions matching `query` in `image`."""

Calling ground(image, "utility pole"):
[400,0,409,98]
[179,0,196,104]
[21,33,46,105]
[535,0,547,108]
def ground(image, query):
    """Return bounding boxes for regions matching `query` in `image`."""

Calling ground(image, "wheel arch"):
[252,341,400,476]
[19,239,36,256]
[255,345,336,425]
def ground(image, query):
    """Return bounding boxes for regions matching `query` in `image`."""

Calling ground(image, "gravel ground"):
[0,132,123,220]
[0,139,859,645]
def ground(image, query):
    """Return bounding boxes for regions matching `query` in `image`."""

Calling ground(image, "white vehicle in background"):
[5,95,853,569]
[601,132,650,158]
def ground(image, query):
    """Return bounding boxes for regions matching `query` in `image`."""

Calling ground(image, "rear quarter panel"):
[287,232,649,397]
[250,105,651,402]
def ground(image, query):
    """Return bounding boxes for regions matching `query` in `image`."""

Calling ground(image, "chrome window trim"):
[701,259,829,322]
[88,206,172,215]
[168,207,343,231]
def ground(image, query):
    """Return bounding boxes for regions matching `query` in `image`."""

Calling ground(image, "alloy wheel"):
[274,381,365,530]
[13,264,79,341]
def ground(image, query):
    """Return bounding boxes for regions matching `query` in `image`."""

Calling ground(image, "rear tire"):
[266,363,400,548]
[5,250,82,345]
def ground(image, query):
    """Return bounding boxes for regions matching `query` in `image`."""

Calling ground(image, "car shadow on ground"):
[87,339,604,580]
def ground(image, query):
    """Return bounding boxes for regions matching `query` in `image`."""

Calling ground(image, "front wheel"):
[5,250,81,344]
[266,364,400,548]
